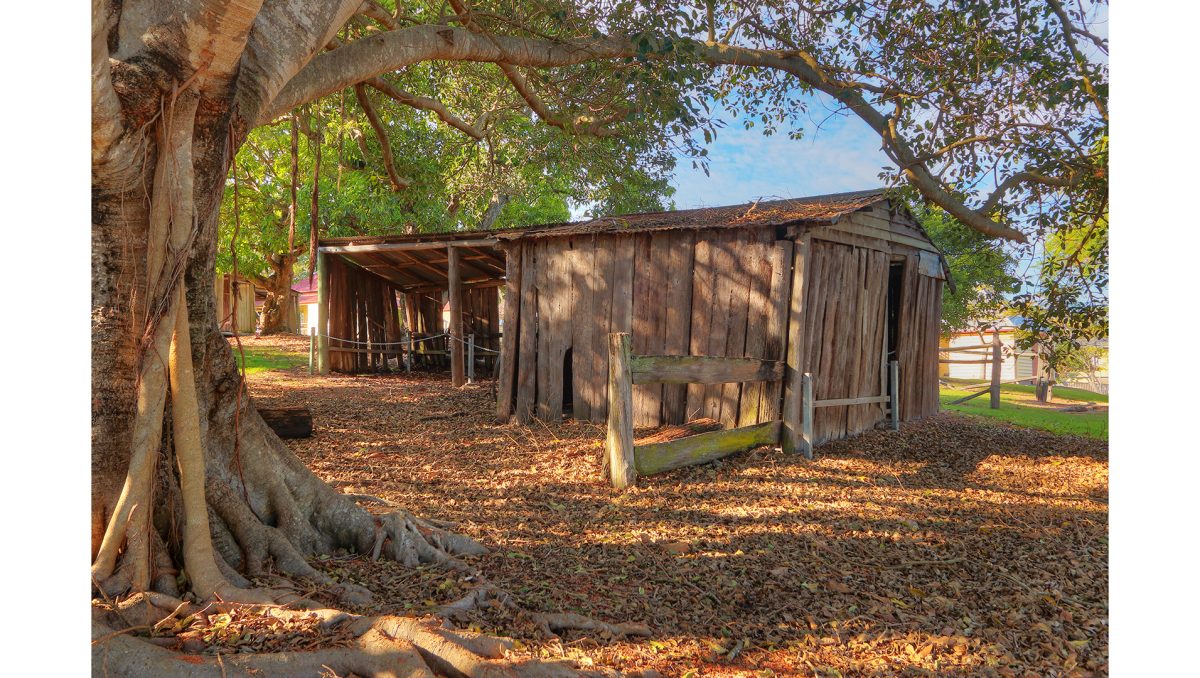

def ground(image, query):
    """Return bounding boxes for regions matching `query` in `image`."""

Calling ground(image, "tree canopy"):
[223,0,1107,342]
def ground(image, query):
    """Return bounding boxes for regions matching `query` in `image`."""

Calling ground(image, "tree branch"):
[262,26,1030,241]
[448,0,619,137]
[259,26,636,124]
[1046,0,1108,120]
[979,168,1083,215]
[365,78,488,140]
[353,83,412,190]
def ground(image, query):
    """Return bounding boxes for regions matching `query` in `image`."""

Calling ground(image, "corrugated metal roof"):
[318,188,890,248]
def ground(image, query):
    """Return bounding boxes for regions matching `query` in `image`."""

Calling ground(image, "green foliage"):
[1011,140,1109,368]
[222,0,1108,347]
[220,56,681,281]
[918,205,1020,335]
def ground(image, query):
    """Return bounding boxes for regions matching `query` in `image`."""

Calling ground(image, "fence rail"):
[939,329,1057,407]
[605,332,901,489]
[307,327,494,378]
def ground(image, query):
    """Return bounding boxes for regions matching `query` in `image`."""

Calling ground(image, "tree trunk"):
[257,256,297,334]
[92,40,482,609]
[91,4,647,673]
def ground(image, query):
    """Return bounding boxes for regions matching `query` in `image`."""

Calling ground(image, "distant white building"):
[940,319,1038,383]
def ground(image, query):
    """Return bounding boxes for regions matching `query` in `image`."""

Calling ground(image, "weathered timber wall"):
[491,199,944,438]
[326,255,403,373]
[896,257,943,421]
[799,239,892,444]
[505,226,790,426]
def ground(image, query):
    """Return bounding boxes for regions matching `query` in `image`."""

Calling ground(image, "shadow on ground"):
[248,367,1108,677]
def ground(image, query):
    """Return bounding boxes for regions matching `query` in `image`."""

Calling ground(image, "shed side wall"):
[507,227,787,426]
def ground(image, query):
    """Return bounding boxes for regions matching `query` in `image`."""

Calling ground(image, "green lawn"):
[940,382,1108,440]
[232,344,308,375]
[940,378,1108,403]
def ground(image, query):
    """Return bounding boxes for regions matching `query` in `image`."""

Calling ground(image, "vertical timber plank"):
[535,240,553,419]
[448,246,465,386]
[571,237,595,421]
[317,249,330,374]
[590,236,615,422]
[516,243,538,423]
[496,245,521,420]
[704,230,736,422]
[781,235,811,454]
[739,233,773,425]
[686,234,716,419]
[760,239,793,422]
[661,230,695,424]
[606,333,635,489]
[720,230,754,428]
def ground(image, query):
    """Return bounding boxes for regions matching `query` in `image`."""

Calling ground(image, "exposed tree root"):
[436,585,651,642]
[92,604,628,677]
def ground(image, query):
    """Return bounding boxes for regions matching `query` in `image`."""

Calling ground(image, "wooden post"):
[308,326,315,375]
[467,333,475,383]
[496,245,521,420]
[405,331,413,372]
[800,372,814,459]
[781,236,810,453]
[889,360,900,431]
[1031,341,1042,387]
[316,249,330,374]
[606,333,636,489]
[448,246,465,386]
[990,328,1002,410]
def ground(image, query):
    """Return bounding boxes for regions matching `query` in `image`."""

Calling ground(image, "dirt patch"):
[245,366,1109,676]
[1009,395,1109,414]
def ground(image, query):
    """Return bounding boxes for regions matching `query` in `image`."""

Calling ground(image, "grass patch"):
[940,378,1108,403]
[232,344,308,375]
[940,383,1108,440]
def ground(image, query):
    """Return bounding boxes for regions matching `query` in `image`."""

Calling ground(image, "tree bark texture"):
[92,0,488,608]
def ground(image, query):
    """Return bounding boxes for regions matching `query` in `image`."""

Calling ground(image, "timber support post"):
[467,333,475,383]
[405,331,413,372]
[448,246,465,387]
[606,333,635,489]
[990,328,1002,409]
[308,326,315,375]
[781,235,810,454]
[316,248,330,374]
[800,372,814,459]
[889,360,901,431]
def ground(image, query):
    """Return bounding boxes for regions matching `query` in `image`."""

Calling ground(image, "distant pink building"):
[293,276,319,334]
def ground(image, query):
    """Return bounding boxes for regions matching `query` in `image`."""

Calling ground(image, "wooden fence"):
[941,329,1004,408]
[605,332,901,489]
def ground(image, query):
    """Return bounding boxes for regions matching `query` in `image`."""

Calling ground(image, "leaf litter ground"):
[235,335,1108,677]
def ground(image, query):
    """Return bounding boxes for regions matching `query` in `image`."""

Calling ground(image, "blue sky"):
[668,100,891,208]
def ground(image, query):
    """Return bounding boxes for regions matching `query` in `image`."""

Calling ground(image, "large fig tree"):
[91,0,1106,673]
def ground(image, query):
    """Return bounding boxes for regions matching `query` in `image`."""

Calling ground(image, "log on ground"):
[257,407,313,438]
[635,420,781,476]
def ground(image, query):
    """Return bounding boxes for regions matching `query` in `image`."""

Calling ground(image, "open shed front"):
[315,233,506,379]
[314,189,946,450]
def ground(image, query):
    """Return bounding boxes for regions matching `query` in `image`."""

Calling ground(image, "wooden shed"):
[315,188,947,447]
